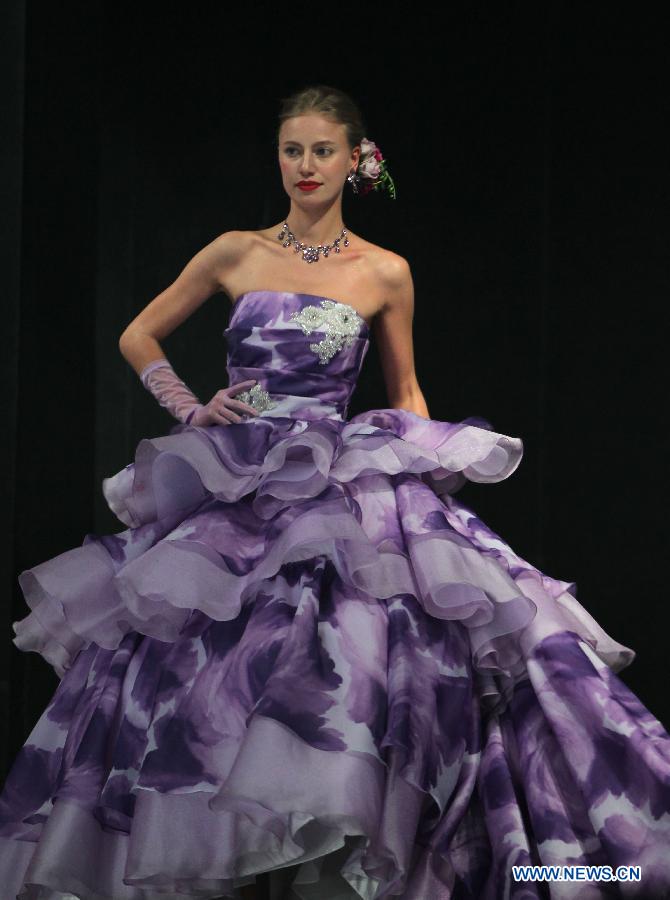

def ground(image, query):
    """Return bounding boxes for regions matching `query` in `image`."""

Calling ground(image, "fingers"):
[225,379,258,401]
[217,387,260,418]
[205,399,239,425]
[229,379,258,393]
[207,410,232,426]
[215,396,257,419]
[226,398,260,416]
[217,404,242,424]
[228,381,261,409]
[203,382,264,426]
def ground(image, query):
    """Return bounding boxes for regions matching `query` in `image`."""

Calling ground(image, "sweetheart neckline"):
[232,290,372,334]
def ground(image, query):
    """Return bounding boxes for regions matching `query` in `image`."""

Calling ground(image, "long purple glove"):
[140,359,259,426]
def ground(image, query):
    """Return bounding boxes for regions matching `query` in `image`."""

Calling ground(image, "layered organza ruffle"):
[2,618,669,898]
[6,405,668,898]
[12,408,631,700]
[4,286,670,898]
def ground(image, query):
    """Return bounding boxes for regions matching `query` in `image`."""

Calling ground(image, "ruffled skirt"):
[2,408,669,899]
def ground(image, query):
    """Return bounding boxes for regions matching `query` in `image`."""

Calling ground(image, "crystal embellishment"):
[289,299,364,365]
[235,382,277,414]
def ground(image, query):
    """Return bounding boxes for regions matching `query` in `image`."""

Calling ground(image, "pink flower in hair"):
[355,137,397,199]
[358,154,382,180]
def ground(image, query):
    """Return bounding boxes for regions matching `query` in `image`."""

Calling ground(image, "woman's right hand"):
[189,380,261,426]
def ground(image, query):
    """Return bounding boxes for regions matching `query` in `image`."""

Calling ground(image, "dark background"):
[2,2,668,779]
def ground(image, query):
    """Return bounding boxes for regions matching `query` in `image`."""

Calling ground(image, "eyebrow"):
[281,140,337,147]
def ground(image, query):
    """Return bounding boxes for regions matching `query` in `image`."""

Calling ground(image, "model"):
[1,84,669,899]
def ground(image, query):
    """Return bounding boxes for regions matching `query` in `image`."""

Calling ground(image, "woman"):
[1,84,669,899]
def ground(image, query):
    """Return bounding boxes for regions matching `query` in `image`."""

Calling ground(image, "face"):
[278,113,360,202]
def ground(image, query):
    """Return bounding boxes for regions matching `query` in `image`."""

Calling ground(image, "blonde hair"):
[277,84,366,151]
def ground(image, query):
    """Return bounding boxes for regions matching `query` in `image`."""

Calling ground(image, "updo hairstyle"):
[277,84,366,153]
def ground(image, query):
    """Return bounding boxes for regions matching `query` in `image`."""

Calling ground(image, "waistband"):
[235,384,346,422]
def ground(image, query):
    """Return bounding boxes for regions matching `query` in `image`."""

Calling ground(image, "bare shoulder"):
[349,233,411,283]
[217,227,282,268]
[184,229,248,277]
[209,229,255,265]
[203,230,258,298]
[376,247,412,285]
[368,245,413,313]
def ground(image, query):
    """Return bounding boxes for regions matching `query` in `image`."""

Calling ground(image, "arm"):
[373,254,430,418]
[119,231,259,426]
[119,231,238,373]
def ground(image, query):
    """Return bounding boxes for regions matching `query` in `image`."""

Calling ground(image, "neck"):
[284,203,345,245]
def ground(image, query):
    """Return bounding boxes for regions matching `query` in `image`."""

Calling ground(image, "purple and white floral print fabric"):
[1,291,668,899]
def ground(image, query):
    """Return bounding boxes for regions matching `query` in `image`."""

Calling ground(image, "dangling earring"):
[347,169,360,194]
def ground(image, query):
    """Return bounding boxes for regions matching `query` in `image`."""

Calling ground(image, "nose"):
[299,152,316,176]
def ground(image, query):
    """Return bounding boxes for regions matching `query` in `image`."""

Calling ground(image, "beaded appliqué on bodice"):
[289,299,365,365]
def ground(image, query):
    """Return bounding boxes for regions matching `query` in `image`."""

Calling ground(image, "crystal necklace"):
[277,220,349,264]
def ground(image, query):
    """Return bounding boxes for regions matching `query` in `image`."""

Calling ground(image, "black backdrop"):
[2,2,669,780]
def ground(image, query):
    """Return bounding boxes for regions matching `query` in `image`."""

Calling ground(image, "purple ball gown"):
[1,290,669,899]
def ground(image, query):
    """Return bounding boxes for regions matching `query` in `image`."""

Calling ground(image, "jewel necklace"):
[277,221,349,264]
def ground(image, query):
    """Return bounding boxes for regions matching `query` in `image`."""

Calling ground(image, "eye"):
[283,147,333,156]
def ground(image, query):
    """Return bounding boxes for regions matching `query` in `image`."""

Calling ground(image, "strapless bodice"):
[224,290,371,421]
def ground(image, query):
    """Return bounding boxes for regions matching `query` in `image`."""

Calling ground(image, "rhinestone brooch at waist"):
[289,299,364,365]
[235,383,277,414]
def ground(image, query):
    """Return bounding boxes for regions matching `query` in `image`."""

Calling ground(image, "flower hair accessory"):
[348,138,396,199]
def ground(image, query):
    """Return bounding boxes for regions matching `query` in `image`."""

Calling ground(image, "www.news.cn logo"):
[512,865,642,883]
